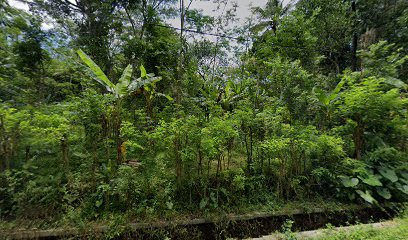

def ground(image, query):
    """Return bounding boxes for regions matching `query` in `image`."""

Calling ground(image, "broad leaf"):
[378,167,398,183]
[77,49,114,92]
[356,190,376,204]
[165,95,174,101]
[128,76,162,93]
[119,65,133,85]
[314,88,329,106]
[400,172,408,182]
[400,178,408,185]
[116,65,133,98]
[396,183,408,195]
[376,188,391,199]
[339,176,359,187]
[359,174,382,187]
[384,77,407,90]
[95,199,103,208]
[140,65,147,78]
[328,79,345,102]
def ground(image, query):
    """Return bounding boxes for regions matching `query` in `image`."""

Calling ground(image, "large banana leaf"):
[77,49,115,92]
[116,64,133,98]
[140,65,147,78]
[314,88,329,106]
[314,80,345,107]
[328,79,345,102]
[384,77,407,90]
[128,76,162,93]
[119,65,133,85]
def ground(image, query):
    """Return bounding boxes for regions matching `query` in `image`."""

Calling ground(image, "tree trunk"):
[114,103,123,166]
[351,1,358,71]
[25,146,30,162]
[175,134,182,185]
[174,0,185,187]
[61,134,69,170]
[353,116,364,160]
[197,143,203,175]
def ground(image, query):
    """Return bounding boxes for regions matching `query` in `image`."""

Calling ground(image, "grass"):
[312,216,408,240]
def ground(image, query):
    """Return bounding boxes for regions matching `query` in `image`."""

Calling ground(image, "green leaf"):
[356,190,376,204]
[314,88,329,106]
[119,65,133,85]
[95,199,103,208]
[199,198,208,209]
[328,79,345,102]
[378,167,398,183]
[384,77,407,90]
[400,172,408,181]
[166,201,173,210]
[128,76,162,93]
[376,188,391,199]
[340,176,359,187]
[359,174,383,187]
[76,49,114,92]
[140,65,147,78]
[400,178,408,185]
[165,95,174,101]
[155,92,173,101]
[116,65,133,98]
[396,183,408,195]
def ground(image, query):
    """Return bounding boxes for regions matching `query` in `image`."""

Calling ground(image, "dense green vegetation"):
[0,0,407,230]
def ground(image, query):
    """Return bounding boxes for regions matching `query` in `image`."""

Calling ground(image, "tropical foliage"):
[0,0,407,228]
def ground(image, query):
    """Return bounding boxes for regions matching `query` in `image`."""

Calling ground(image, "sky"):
[8,0,275,14]
[170,0,268,27]
[8,0,291,28]
[7,0,292,53]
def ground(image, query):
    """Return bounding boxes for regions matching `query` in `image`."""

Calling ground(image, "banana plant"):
[314,79,345,109]
[220,80,248,111]
[77,49,163,99]
[128,66,172,120]
[313,79,345,128]
[77,49,163,165]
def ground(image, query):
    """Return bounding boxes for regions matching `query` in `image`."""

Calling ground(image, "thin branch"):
[185,0,194,12]
[63,0,82,11]
[124,6,137,35]
[153,0,165,10]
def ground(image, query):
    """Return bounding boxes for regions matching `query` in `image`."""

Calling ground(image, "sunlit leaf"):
[339,176,359,187]
[359,174,382,187]
[356,190,376,204]
[378,167,398,183]
[76,49,114,92]
[140,65,147,78]
[115,65,133,98]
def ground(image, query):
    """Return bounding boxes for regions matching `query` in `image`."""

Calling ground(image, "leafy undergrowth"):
[0,198,356,231]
